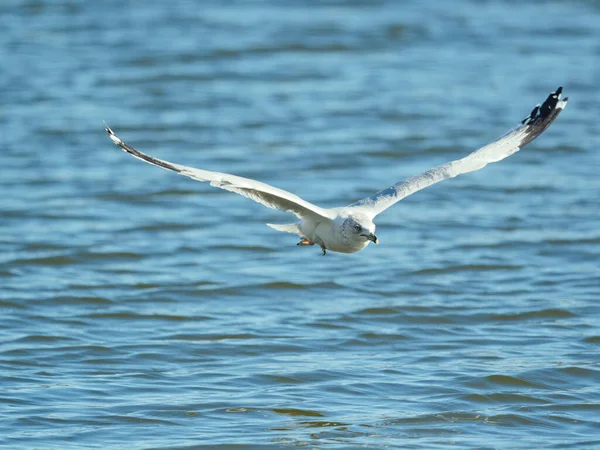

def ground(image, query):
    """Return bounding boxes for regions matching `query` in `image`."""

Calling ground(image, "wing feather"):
[105,126,335,221]
[349,87,568,217]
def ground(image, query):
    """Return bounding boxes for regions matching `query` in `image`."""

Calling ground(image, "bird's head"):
[341,213,378,246]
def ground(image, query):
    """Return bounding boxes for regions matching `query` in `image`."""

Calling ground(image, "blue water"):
[2,0,600,448]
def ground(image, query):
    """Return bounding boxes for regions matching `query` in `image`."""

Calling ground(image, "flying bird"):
[106,87,567,255]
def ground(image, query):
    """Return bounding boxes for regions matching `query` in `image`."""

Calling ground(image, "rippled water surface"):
[2,0,600,448]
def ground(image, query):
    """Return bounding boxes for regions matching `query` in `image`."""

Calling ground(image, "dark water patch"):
[462,393,548,405]
[546,413,590,426]
[452,239,536,250]
[260,281,342,291]
[385,412,483,426]
[2,211,96,220]
[144,444,278,450]
[59,345,115,353]
[132,282,162,289]
[22,242,70,251]
[466,374,547,389]
[308,159,371,171]
[547,237,600,246]
[554,366,600,380]
[48,295,113,305]
[83,312,212,322]
[80,358,130,366]
[258,375,303,384]
[0,359,49,368]
[8,251,145,267]
[487,366,600,393]
[212,244,274,253]
[482,413,554,427]
[10,335,78,344]
[342,305,459,326]
[359,332,411,341]
[164,333,260,342]
[135,223,196,232]
[462,184,557,194]
[543,402,600,412]
[296,420,350,429]
[354,306,403,315]
[583,335,600,344]
[98,192,166,204]
[94,414,178,426]
[272,408,325,417]
[557,441,600,450]
[111,68,332,86]
[411,264,523,275]
[306,321,353,330]
[16,416,96,427]
[67,283,122,291]
[490,309,576,322]
[78,251,146,261]
[0,396,36,407]
[148,281,343,298]
[223,42,359,56]
[0,299,27,309]
[147,189,201,197]
[241,343,308,354]
[9,255,76,266]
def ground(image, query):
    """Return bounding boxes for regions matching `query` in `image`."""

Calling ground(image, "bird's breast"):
[314,222,368,254]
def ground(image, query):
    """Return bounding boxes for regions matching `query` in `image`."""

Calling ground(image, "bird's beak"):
[362,233,378,244]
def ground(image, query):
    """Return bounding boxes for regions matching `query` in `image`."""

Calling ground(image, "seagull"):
[106,87,567,255]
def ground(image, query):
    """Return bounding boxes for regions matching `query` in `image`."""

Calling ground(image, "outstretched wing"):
[349,87,568,218]
[105,126,336,221]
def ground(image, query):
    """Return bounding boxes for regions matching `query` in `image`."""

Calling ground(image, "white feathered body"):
[285,214,373,253]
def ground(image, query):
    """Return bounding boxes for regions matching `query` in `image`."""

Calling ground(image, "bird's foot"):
[297,238,315,246]
[321,246,327,256]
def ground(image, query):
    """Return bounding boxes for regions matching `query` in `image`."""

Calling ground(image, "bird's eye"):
[354,225,362,231]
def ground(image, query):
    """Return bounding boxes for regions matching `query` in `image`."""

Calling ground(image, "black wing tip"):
[104,124,115,137]
[103,124,183,173]
[520,86,567,125]
[103,122,124,147]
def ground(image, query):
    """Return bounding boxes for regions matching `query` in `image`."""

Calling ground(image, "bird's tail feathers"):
[266,223,301,235]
